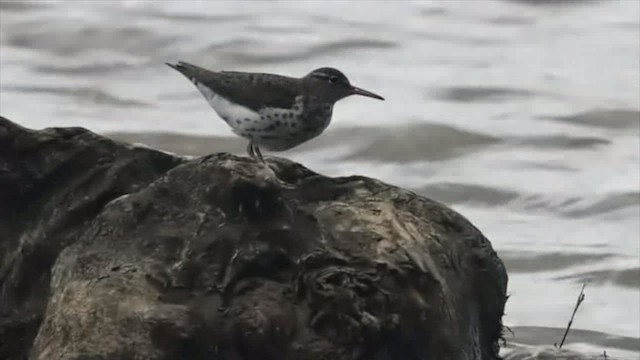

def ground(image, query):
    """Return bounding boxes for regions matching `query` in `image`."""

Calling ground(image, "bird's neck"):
[301,98,334,127]
[303,95,334,111]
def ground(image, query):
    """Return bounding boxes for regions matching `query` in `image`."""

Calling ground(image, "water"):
[1,0,639,357]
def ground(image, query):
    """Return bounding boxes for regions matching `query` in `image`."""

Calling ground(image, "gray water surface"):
[1,0,638,358]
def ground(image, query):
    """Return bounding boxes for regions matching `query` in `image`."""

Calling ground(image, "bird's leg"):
[247,142,256,160]
[247,142,266,164]
[253,145,266,164]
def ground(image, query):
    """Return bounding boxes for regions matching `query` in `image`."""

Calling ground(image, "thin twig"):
[558,283,586,349]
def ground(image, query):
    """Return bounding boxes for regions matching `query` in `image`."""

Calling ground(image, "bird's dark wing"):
[166,61,301,112]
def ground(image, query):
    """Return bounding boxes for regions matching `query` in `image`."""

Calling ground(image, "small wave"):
[503,0,601,6]
[244,25,315,35]
[504,326,640,354]
[335,123,501,163]
[560,191,640,218]
[307,15,392,31]
[419,7,449,17]
[6,85,149,108]
[417,31,510,46]
[500,251,616,274]
[213,39,397,66]
[509,134,610,149]
[555,267,640,289]
[511,192,640,218]
[0,0,48,12]
[415,182,519,207]
[199,39,257,54]
[543,109,640,130]
[507,160,578,173]
[32,61,139,76]
[432,86,535,103]
[108,132,244,156]
[144,11,251,23]
[486,15,536,26]
[6,22,178,57]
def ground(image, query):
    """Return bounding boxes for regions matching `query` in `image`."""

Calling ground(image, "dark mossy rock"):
[0,116,508,360]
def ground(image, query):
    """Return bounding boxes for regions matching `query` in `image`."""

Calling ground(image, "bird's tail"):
[165,61,215,84]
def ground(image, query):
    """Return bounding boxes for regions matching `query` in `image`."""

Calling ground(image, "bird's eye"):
[329,76,339,83]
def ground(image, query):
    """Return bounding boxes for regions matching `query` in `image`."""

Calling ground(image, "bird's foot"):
[261,162,296,190]
[247,143,295,190]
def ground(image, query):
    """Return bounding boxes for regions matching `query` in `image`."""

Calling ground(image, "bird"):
[165,61,384,164]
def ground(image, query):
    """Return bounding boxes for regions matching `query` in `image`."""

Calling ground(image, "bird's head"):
[303,67,384,103]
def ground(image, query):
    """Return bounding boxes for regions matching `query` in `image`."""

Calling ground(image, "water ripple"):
[416,182,519,206]
[500,251,616,273]
[32,61,140,76]
[0,0,48,12]
[432,86,535,103]
[512,191,640,219]
[486,15,536,26]
[417,31,510,46]
[561,191,640,218]
[213,39,398,65]
[544,109,640,130]
[510,134,611,149]
[143,11,251,23]
[5,85,150,108]
[6,22,178,56]
[555,267,640,288]
[337,123,501,162]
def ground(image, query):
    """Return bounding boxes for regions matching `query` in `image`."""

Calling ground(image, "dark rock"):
[0,117,184,360]
[0,116,508,360]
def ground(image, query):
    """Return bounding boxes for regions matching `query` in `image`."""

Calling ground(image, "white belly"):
[194,83,322,151]
[196,83,260,125]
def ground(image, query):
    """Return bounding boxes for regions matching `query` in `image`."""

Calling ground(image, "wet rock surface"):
[1,116,508,360]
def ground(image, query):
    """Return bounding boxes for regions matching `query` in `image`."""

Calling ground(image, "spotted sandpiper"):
[166,61,384,163]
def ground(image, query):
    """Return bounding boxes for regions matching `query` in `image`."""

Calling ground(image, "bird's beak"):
[350,85,385,100]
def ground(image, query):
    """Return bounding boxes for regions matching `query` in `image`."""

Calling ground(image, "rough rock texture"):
[0,116,508,360]
[0,118,183,360]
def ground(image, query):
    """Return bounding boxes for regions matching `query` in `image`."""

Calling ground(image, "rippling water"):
[1,0,639,357]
